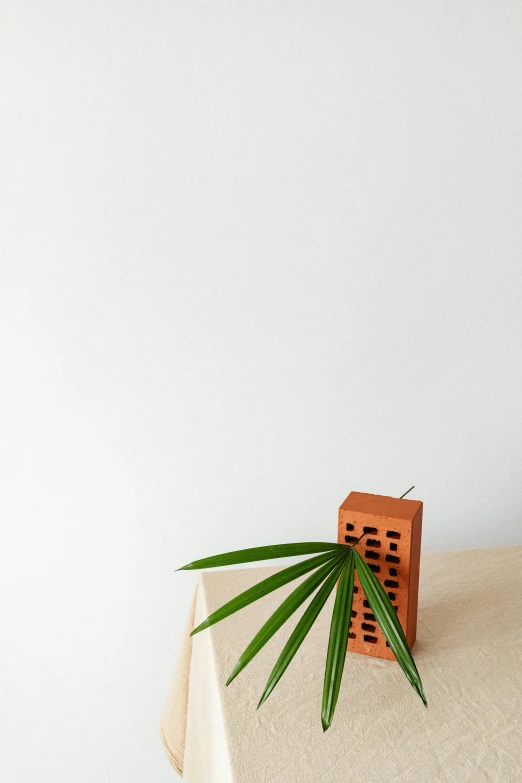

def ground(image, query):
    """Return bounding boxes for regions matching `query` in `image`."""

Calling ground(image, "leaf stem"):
[399,485,415,499]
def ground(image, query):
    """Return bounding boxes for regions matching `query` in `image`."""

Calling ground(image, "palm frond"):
[354,550,427,706]
[226,552,347,686]
[191,551,341,636]
[321,549,356,731]
[178,542,345,571]
[258,556,347,708]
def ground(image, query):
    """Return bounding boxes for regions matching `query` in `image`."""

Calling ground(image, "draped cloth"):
[161,545,522,781]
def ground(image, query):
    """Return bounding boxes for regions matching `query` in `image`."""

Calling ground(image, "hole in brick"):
[361,622,376,632]
[363,599,370,608]
[394,606,399,613]
[353,585,359,593]
[384,579,399,588]
[345,535,358,544]
[386,554,400,564]
[363,526,378,534]
[346,523,354,531]
[386,641,390,647]
[389,568,398,576]
[364,634,378,644]
[364,612,376,621]
[351,610,357,618]
[348,632,356,639]
[365,550,380,560]
[386,531,401,539]
[366,538,381,548]
[389,542,398,551]
[387,592,396,600]
[369,563,380,573]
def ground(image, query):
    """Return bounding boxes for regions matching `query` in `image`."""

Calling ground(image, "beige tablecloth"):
[162,545,522,781]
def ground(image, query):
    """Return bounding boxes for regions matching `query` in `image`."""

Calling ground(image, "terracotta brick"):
[338,491,423,661]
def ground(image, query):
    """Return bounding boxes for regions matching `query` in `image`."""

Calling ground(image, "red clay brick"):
[338,491,423,661]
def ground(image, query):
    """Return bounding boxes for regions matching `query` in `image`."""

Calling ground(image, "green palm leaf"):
[178,542,345,571]
[226,552,347,686]
[191,551,341,636]
[258,555,347,708]
[321,549,355,731]
[354,550,427,706]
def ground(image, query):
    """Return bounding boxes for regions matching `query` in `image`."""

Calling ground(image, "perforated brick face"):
[338,492,423,661]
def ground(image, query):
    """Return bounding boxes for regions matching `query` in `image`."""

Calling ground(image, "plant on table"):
[178,487,427,730]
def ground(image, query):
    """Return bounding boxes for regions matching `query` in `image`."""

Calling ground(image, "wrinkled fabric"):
[161,586,197,776]
[162,545,522,782]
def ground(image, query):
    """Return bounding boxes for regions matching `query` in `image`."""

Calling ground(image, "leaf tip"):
[321,713,331,733]
[416,684,428,707]
[226,669,238,687]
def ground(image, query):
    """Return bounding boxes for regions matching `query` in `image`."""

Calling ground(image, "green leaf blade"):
[354,550,427,706]
[258,556,347,708]
[321,549,355,731]
[191,551,341,636]
[226,552,348,686]
[178,542,346,571]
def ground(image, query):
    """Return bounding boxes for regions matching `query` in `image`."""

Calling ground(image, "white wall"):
[1,1,521,781]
